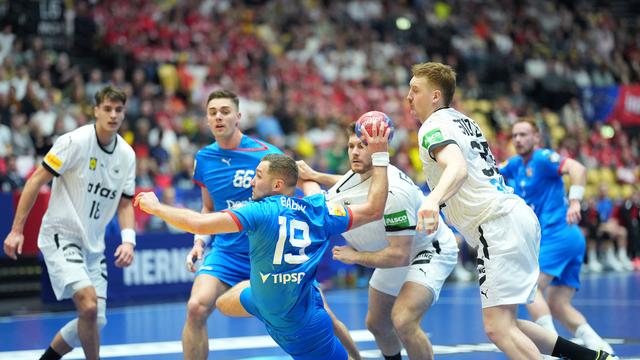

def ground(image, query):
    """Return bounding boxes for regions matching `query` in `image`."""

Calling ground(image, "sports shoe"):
[595,350,619,359]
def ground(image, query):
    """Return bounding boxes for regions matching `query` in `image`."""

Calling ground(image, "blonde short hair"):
[411,62,456,106]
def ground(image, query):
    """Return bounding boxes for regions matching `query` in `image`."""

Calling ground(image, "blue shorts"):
[540,225,586,289]
[196,247,251,286]
[240,287,347,360]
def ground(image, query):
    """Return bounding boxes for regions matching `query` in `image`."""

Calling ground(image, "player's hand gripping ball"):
[355,111,395,141]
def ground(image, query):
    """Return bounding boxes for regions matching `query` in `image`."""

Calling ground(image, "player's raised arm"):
[296,160,342,188]
[347,121,390,229]
[134,192,240,235]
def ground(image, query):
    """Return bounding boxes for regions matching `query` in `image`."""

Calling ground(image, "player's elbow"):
[394,251,411,267]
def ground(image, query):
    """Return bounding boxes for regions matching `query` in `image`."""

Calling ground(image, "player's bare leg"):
[183,275,230,360]
[366,287,402,358]
[49,332,73,356]
[391,282,434,360]
[216,280,251,317]
[72,287,100,360]
[526,273,558,334]
[320,289,361,360]
[482,304,541,359]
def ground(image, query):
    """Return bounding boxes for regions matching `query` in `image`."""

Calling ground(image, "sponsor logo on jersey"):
[89,157,97,171]
[422,128,444,149]
[226,199,249,209]
[88,182,118,199]
[45,152,63,171]
[259,271,306,285]
[327,203,347,217]
[384,210,410,228]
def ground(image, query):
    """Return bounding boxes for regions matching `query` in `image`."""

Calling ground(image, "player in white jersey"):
[407,62,614,360]
[3,86,137,360]
[297,125,458,360]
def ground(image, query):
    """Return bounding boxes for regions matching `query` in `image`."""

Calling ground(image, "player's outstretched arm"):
[3,166,53,259]
[417,144,468,234]
[134,192,240,235]
[296,160,342,188]
[347,122,390,229]
[561,158,587,224]
[333,235,412,268]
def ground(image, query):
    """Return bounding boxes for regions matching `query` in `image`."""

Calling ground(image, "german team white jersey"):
[326,165,454,254]
[418,107,520,245]
[39,124,136,254]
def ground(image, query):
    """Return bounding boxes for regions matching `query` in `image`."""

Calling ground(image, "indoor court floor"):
[1,272,638,359]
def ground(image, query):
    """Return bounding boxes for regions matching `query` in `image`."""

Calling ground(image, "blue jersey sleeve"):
[192,150,205,186]
[536,149,565,179]
[320,198,352,236]
[227,202,269,233]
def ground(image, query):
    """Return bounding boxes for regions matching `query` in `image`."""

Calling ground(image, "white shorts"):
[369,238,458,305]
[39,233,107,301]
[465,201,540,308]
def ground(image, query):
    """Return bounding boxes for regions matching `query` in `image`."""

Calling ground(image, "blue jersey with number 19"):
[227,193,352,332]
[192,135,281,253]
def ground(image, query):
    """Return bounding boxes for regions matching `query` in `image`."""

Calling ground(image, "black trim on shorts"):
[62,243,82,252]
[432,240,441,254]
[66,259,84,264]
[478,225,489,259]
[411,259,432,265]
[385,225,416,232]
[42,161,60,177]
[54,234,60,249]
[122,193,134,199]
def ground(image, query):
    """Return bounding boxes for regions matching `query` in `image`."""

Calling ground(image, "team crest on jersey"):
[327,203,347,217]
[89,157,97,171]
[526,167,533,177]
[548,152,561,163]
[422,128,444,150]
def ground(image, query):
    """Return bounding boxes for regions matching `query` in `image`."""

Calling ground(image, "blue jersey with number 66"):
[227,194,352,332]
[193,135,281,253]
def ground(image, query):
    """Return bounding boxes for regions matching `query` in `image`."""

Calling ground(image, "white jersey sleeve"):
[418,108,519,244]
[43,133,82,176]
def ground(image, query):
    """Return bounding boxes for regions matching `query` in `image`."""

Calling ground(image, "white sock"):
[618,247,629,260]
[588,249,599,263]
[575,323,602,348]
[535,314,558,335]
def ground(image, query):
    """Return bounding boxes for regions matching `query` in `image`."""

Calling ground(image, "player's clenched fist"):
[417,196,439,234]
[134,192,160,214]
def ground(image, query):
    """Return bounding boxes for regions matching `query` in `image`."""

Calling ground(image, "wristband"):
[568,185,585,201]
[371,152,390,167]
[194,234,211,247]
[121,228,136,246]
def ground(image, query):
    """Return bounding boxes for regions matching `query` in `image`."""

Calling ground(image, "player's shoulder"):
[115,134,135,159]
[534,148,561,164]
[237,136,282,154]
[63,124,93,143]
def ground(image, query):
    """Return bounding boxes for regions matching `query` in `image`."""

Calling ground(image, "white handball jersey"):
[326,165,450,254]
[39,124,136,254]
[418,107,520,245]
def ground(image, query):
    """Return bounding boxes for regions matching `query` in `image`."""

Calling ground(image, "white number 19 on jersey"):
[273,216,312,265]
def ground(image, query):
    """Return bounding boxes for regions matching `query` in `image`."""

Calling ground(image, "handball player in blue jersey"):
[500,120,614,354]
[135,123,390,359]
[184,90,358,359]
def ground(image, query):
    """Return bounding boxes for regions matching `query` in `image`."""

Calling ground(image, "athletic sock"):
[552,336,598,359]
[535,314,558,335]
[383,353,402,360]
[576,323,603,349]
[40,346,62,360]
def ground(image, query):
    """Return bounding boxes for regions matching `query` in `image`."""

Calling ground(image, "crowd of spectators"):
[0,0,638,270]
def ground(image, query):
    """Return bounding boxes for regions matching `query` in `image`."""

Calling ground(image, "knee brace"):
[60,298,107,348]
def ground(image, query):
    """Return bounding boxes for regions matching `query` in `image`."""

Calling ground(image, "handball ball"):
[355,111,395,141]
